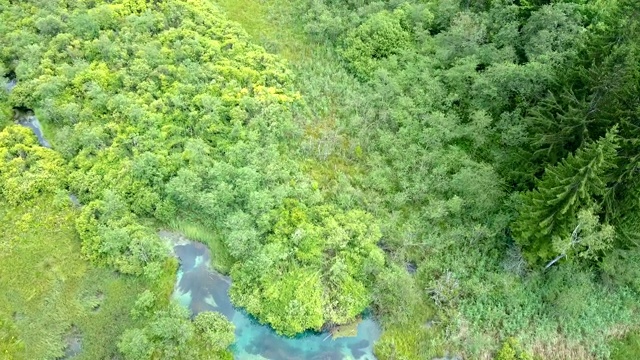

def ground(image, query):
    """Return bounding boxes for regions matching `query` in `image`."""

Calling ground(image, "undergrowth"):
[0,197,173,359]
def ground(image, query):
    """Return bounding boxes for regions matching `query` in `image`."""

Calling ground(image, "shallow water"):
[18,115,51,148]
[169,236,381,360]
[4,79,51,148]
[6,79,17,92]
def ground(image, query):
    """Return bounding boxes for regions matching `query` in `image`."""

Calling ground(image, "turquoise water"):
[170,238,381,360]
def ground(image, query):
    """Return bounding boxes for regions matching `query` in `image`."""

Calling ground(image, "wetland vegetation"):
[1,0,639,359]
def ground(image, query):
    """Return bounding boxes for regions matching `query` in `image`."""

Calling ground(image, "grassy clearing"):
[214,0,313,62]
[0,198,173,359]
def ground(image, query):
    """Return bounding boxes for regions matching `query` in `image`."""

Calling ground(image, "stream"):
[162,231,381,360]
[5,78,50,148]
[14,108,51,148]
[4,77,382,359]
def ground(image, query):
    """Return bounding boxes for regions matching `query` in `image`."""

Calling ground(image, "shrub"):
[341,10,411,79]
[496,338,532,360]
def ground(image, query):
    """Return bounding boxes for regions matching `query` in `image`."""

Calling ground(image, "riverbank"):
[161,230,382,359]
[213,1,442,358]
[214,0,640,358]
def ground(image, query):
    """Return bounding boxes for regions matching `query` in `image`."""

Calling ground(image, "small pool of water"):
[169,235,381,360]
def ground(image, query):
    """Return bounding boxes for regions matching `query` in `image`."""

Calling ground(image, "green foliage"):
[0,0,345,338]
[294,0,640,358]
[552,207,615,261]
[75,194,170,277]
[0,124,176,359]
[193,312,236,352]
[342,10,411,79]
[601,247,640,292]
[230,202,384,334]
[372,265,442,359]
[521,3,586,65]
[0,195,172,359]
[514,130,619,262]
[118,304,234,360]
[3,0,640,358]
[495,338,532,360]
[611,332,640,360]
[371,265,420,325]
[0,126,66,205]
[131,290,157,320]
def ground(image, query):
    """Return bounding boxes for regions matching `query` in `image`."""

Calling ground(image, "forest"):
[0,0,639,359]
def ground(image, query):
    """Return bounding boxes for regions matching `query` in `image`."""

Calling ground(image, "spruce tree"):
[514,129,618,262]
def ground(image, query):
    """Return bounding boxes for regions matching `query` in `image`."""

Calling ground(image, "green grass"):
[373,300,444,359]
[214,0,313,62]
[611,332,640,359]
[0,198,174,360]
[32,106,57,147]
[168,220,236,274]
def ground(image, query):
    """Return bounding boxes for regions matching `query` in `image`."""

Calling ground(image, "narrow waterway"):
[4,75,381,360]
[5,79,51,148]
[13,108,51,148]
[163,231,381,360]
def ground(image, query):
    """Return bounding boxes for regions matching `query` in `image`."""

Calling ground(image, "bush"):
[341,10,411,79]
[495,338,532,360]
[0,126,66,205]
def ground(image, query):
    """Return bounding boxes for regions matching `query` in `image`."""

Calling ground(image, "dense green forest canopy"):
[1,0,640,359]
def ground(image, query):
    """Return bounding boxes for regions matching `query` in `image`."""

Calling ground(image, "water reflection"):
[168,234,380,360]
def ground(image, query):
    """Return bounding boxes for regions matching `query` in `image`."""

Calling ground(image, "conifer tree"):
[514,129,618,262]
